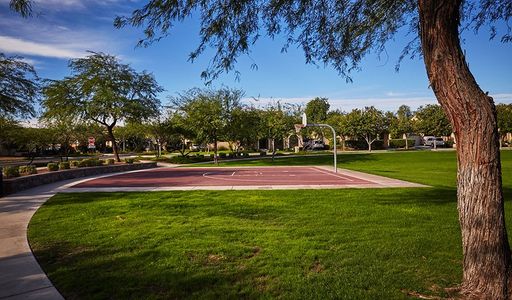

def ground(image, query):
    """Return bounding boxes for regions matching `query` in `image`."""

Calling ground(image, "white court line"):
[312,167,358,182]
[231,171,236,176]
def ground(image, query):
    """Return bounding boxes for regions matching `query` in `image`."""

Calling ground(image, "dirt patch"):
[309,260,324,274]
[206,254,225,265]
[254,275,270,292]
[245,246,261,259]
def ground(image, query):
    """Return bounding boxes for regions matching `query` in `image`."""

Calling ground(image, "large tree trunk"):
[107,125,121,162]
[418,1,511,298]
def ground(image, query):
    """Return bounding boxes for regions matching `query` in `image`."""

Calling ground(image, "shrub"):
[124,158,135,164]
[106,158,115,165]
[2,166,20,178]
[259,151,267,156]
[47,163,59,172]
[218,145,229,151]
[210,154,215,159]
[76,158,103,168]
[242,152,250,158]
[228,152,235,159]
[345,140,385,150]
[19,165,37,175]
[70,160,80,167]
[444,140,455,148]
[164,155,211,164]
[388,139,416,149]
[77,160,88,168]
[219,153,227,158]
[59,162,70,170]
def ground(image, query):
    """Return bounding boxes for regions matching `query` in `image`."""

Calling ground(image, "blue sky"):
[1,0,511,113]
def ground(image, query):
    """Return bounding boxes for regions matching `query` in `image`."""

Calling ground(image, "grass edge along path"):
[28,151,512,299]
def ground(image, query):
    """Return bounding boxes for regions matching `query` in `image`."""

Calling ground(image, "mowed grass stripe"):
[28,151,512,299]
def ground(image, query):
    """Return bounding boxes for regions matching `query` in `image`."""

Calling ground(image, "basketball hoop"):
[294,124,304,133]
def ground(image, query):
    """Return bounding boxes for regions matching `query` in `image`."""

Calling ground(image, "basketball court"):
[62,166,426,192]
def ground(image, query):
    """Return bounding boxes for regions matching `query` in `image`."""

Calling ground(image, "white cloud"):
[0,9,122,61]
[244,93,512,112]
[492,94,512,103]
[0,35,86,59]
[243,95,438,111]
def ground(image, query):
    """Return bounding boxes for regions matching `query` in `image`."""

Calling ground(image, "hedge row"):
[160,152,251,164]
[344,140,385,150]
[388,139,416,149]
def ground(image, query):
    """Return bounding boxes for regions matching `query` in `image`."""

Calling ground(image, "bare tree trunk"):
[418,1,511,298]
[107,125,121,162]
[213,137,218,165]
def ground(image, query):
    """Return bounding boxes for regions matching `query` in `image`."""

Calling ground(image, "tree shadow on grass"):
[32,242,268,300]
[373,187,457,206]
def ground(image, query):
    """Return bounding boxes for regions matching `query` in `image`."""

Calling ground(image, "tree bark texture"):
[418,0,511,298]
[107,125,121,162]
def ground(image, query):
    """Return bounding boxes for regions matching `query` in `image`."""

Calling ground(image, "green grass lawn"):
[28,150,512,299]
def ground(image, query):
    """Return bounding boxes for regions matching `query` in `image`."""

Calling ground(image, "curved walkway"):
[1,180,67,300]
[0,168,160,300]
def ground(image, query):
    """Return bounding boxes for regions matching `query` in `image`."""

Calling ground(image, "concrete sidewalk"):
[0,166,175,300]
[0,181,65,300]
[0,168,163,300]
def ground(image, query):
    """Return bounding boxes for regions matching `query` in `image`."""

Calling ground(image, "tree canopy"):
[0,53,39,118]
[172,87,244,163]
[113,1,511,82]
[414,104,452,137]
[42,52,163,161]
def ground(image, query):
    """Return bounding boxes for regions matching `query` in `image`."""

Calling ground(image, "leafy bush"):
[162,155,211,164]
[47,163,59,172]
[259,151,267,156]
[444,140,454,148]
[70,160,80,167]
[106,158,115,165]
[388,139,416,149]
[219,153,227,158]
[345,140,385,150]
[2,166,20,178]
[59,162,70,170]
[19,165,37,175]
[242,152,250,158]
[77,158,103,168]
[124,158,135,164]
[228,153,235,159]
[210,154,215,159]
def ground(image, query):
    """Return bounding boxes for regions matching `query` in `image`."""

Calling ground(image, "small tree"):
[226,106,261,152]
[326,110,349,151]
[41,117,82,161]
[303,97,330,140]
[42,52,162,162]
[260,103,296,161]
[346,107,386,151]
[496,103,512,147]
[389,105,414,149]
[0,53,39,118]
[173,88,243,164]
[414,104,452,137]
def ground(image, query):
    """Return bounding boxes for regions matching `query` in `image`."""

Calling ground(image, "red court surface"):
[73,166,374,189]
